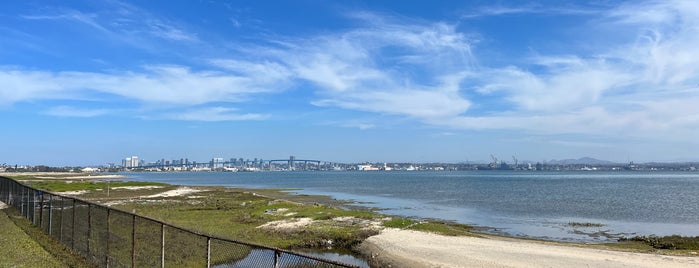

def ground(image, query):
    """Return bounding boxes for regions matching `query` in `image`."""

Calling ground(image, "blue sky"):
[2,0,699,166]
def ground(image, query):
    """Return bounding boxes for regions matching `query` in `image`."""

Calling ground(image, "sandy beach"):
[359,228,699,268]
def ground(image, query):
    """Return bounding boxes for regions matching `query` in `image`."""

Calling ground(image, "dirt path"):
[359,228,699,268]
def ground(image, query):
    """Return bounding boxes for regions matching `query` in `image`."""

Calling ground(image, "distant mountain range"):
[544,157,618,165]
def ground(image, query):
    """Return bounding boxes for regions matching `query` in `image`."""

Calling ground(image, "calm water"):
[123,170,699,242]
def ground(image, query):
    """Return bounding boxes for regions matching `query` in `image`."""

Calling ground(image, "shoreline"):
[7,173,699,267]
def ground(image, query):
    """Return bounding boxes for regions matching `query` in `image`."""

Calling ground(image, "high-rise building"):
[130,156,139,167]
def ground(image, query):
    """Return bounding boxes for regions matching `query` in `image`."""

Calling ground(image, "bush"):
[620,235,699,250]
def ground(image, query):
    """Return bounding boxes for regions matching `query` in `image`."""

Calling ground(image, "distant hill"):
[545,157,617,165]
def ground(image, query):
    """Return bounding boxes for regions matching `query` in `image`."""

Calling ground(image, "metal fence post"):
[58,197,66,241]
[72,199,76,250]
[20,186,24,217]
[27,188,32,222]
[106,208,111,268]
[38,192,44,229]
[59,196,63,241]
[132,214,136,268]
[31,189,35,224]
[48,195,53,235]
[274,250,280,268]
[206,237,211,268]
[87,204,91,257]
[161,224,165,268]
[26,188,31,219]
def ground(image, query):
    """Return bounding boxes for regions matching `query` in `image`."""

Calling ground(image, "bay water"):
[123,170,699,243]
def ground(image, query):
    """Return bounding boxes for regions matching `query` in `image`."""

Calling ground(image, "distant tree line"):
[1,165,84,172]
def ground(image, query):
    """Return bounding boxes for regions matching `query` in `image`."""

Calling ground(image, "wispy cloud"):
[146,20,198,42]
[165,107,269,121]
[21,10,109,33]
[0,65,290,106]
[5,1,699,144]
[460,4,601,19]
[44,106,113,117]
[339,122,376,130]
[19,3,199,51]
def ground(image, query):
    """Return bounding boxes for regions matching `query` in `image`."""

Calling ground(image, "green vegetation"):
[21,179,476,255]
[567,222,606,227]
[383,218,474,236]
[25,180,166,193]
[114,188,381,249]
[1,207,94,268]
[619,235,699,250]
[0,208,67,267]
[383,218,416,228]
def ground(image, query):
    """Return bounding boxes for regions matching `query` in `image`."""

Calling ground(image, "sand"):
[143,187,201,198]
[359,228,699,268]
[257,217,314,230]
[112,186,164,190]
[58,190,90,196]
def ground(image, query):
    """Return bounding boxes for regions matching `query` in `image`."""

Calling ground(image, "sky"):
[2,0,699,166]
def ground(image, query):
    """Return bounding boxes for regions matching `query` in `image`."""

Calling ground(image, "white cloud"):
[341,122,376,130]
[0,65,290,106]
[5,2,699,144]
[166,107,269,121]
[146,20,198,42]
[19,3,200,51]
[412,0,699,144]
[460,4,600,19]
[268,15,476,120]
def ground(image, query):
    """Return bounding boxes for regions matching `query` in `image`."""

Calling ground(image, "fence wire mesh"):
[0,176,358,268]
[90,204,110,267]
[73,200,90,256]
[108,209,134,268]
[210,238,254,266]
[164,224,208,267]
[134,215,164,267]
[60,197,74,246]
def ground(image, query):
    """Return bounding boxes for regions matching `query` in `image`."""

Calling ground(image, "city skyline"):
[2,1,699,166]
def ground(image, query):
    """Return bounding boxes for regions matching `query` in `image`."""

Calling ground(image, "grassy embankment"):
[0,205,94,267]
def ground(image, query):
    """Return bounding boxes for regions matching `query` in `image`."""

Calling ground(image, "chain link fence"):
[0,176,359,268]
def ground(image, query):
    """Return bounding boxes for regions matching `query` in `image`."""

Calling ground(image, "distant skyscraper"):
[130,156,139,167]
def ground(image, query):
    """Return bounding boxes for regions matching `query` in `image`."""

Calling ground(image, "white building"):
[123,156,140,168]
